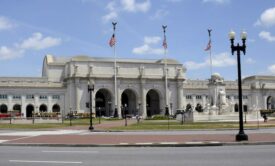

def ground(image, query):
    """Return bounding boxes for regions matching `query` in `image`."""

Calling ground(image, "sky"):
[0,0,275,80]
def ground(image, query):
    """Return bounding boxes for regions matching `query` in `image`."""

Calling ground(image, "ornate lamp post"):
[229,30,248,141]
[88,82,94,131]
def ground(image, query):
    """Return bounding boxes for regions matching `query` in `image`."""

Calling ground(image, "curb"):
[1,141,275,148]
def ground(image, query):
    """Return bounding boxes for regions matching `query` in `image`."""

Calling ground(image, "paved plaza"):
[0,120,275,147]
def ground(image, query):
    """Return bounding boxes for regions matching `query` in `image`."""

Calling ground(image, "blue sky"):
[0,0,274,80]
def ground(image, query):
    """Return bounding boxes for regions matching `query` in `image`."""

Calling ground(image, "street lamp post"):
[229,30,248,141]
[88,82,94,131]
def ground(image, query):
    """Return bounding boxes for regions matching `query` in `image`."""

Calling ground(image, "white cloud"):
[102,0,151,23]
[259,31,275,42]
[202,0,230,4]
[150,9,169,20]
[0,32,61,60]
[184,52,236,70]
[255,7,275,27]
[0,46,24,60]
[0,16,14,31]
[133,36,163,55]
[245,58,256,64]
[121,0,151,13]
[19,32,61,50]
[268,64,275,74]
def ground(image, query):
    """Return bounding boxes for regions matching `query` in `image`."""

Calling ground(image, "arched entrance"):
[267,96,275,109]
[26,104,34,117]
[13,104,21,114]
[39,104,47,112]
[121,89,137,117]
[0,104,8,113]
[95,89,112,117]
[146,89,160,117]
[52,104,60,113]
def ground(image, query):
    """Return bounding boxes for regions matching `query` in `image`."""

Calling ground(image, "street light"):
[229,30,248,141]
[88,82,94,131]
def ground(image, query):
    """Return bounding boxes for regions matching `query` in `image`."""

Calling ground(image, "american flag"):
[204,39,211,51]
[163,34,167,49]
[109,34,116,47]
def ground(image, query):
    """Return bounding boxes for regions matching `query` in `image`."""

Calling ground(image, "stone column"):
[202,95,206,108]
[117,87,122,118]
[263,96,267,109]
[177,81,184,110]
[21,95,26,117]
[75,79,80,112]
[48,95,52,113]
[8,95,12,112]
[192,95,196,108]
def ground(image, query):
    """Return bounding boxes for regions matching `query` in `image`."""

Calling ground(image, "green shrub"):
[146,114,168,120]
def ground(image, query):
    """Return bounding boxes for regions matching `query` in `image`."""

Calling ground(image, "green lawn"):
[110,120,275,131]
[0,118,275,130]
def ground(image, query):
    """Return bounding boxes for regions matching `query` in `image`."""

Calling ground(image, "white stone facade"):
[0,54,275,119]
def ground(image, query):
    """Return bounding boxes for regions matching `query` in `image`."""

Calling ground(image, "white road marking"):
[0,130,86,136]
[135,142,153,145]
[0,140,7,143]
[9,160,82,164]
[159,142,179,145]
[119,143,129,145]
[185,142,204,144]
[42,150,98,153]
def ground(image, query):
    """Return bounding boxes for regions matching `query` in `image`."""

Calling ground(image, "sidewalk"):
[1,120,275,147]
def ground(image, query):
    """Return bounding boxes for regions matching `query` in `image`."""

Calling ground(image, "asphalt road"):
[1,145,275,166]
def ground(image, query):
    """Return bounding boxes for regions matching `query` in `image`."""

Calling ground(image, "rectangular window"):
[0,94,8,99]
[186,95,192,99]
[13,95,21,99]
[196,95,202,99]
[39,95,48,99]
[52,95,60,99]
[26,95,34,99]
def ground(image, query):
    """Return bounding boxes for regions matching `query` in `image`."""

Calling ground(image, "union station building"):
[0,54,274,118]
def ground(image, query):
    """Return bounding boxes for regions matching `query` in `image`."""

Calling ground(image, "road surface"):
[0,145,274,166]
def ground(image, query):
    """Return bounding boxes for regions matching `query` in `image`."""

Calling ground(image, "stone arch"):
[95,88,113,117]
[0,104,8,113]
[121,89,138,117]
[39,104,47,112]
[13,104,21,114]
[267,96,275,109]
[146,89,161,117]
[26,104,34,117]
[52,104,60,113]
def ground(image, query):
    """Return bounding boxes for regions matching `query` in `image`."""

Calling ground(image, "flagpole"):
[112,22,118,117]
[162,25,169,115]
[208,29,213,76]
